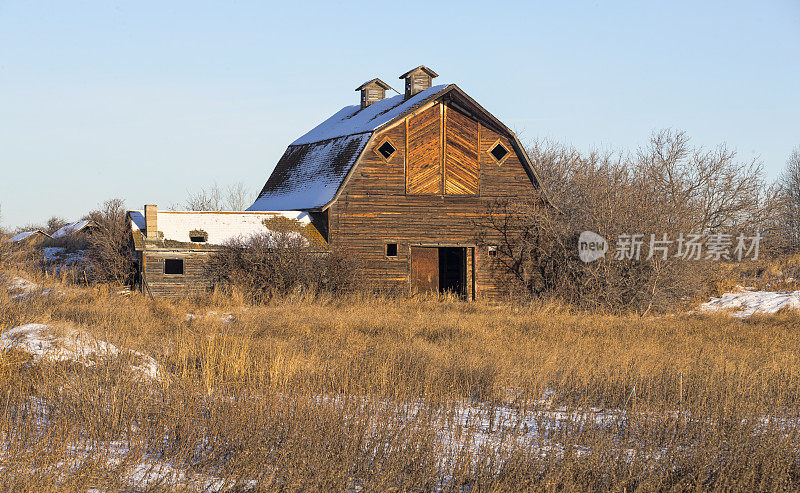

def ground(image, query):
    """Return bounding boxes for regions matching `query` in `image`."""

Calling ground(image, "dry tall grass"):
[2,265,800,490]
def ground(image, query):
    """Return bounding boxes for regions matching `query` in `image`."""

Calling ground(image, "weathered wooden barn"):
[128,207,319,298]
[247,66,546,300]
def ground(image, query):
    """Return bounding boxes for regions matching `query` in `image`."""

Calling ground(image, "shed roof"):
[52,220,96,239]
[7,230,50,243]
[399,65,439,78]
[354,78,393,91]
[128,210,310,246]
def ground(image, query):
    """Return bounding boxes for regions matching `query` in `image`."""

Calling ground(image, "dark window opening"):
[490,143,509,162]
[189,229,208,243]
[378,141,396,160]
[488,245,498,257]
[386,243,398,258]
[164,258,184,275]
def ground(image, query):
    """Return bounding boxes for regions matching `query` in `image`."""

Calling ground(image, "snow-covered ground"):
[700,288,800,317]
[1,323,163,382]
[3,274,58,301]
[41,246,89,274]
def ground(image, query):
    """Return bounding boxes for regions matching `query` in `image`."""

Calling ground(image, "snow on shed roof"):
[129,210,310,246]
[290,84,449,146]
[52,220,94,239]
[7,230,50,243]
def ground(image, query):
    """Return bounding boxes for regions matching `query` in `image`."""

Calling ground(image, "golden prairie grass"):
[2,266,800,490]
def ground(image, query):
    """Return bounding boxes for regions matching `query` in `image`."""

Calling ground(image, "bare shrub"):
[85,199,135,285]
[44,216,68,235]
[777,147,800,252]
[206,231,358,300]
[482,130,770,312]
[176,181,253,211]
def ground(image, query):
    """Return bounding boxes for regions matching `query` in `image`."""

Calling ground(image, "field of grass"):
[2,264,800,491]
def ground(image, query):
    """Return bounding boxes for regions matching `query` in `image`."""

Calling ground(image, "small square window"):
[377,140,396,160]
[189,229,208,242]
[490,143,509,163]
[386,243,398,258]
[164,258,184,275]
[488,245,498,257]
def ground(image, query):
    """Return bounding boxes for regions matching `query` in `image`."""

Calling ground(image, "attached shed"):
[6,230,51,246]
[128,207,323,298]
[51,220,97,239]
[248,66,547,300]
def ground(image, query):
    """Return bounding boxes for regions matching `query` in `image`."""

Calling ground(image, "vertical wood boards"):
[404,104,480,196]
[410,246,438,293]
[444,107,479,195]
[406,104,443,194]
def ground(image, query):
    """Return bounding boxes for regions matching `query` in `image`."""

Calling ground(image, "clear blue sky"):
[1,0,798,228]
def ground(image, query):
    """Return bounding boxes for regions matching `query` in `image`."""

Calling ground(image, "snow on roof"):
[7,230,48,243]
[52,220,93,239]
[129,210,310,245]
[290,84,450,145]
[248,84,452,212]
[248,133,370,211]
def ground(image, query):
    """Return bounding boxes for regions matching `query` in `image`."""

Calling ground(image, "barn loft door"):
[444,107,479,195]
[406,105,442,194]
[410,246,439,293]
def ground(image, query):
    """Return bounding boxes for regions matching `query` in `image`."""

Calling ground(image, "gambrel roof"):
[248,84,545,212]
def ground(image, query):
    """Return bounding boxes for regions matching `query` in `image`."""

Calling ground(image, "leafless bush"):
[176,181,253,211]
[777,148,800,252]
[44,216,68,235]
[85,199,135,285]
[206,231,358,299]
[482,130,770,312]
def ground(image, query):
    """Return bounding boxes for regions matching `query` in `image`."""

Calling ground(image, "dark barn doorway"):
[410,246,470,298]
[438,247,465,296]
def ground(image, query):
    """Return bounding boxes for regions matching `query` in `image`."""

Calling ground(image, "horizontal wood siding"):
[332,110,539,300]
[142,250,214,299]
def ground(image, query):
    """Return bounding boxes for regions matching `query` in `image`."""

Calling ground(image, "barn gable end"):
[242,66,548,300]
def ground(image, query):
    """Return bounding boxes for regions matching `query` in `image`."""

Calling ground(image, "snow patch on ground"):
[41,247,90,275]
[700,289,800,317]
[185,310,235,324]
[1,324,164,382]
[3,275,57,301]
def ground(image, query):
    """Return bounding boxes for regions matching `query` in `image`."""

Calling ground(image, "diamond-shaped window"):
[490,143,509,162]
[377,141,396,160]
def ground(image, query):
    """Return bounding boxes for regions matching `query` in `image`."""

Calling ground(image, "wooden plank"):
[444,107,479,195]
[406,104,442,194]
[411,246,438,293]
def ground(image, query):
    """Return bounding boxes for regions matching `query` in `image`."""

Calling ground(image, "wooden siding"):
[141,250,214,299]
[405,104,442,194]
[330,107,539,300]
[444,107,479,195]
